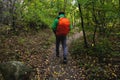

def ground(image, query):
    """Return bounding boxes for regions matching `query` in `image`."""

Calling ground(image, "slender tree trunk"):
[92,1,98,46]
[78,3,88,48]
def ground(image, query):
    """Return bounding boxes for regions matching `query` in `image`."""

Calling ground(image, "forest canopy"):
[0,0,119,32]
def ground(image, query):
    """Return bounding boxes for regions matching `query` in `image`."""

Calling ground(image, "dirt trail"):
[42,31,84,80]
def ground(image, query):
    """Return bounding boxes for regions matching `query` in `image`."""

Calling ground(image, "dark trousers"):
[56,35,67,58]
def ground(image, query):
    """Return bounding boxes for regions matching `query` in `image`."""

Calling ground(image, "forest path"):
[43,31,85,80]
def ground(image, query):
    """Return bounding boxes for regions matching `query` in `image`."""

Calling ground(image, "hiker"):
[52,12,72,63]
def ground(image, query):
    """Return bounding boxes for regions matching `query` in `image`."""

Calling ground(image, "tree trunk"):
[92,1,98,46]
[78,3,88,48]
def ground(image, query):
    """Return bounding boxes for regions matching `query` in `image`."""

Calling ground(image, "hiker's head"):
[59,12,65,15]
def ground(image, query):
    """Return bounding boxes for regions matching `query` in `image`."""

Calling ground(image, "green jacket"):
[52,14,73,31]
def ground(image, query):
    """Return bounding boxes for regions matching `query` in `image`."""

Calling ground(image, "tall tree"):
[77,0,88,48]
[92,1,98,46]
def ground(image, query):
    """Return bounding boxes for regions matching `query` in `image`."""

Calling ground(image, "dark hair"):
[59,12,65,15]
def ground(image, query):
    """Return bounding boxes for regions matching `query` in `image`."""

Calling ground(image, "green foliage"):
[70,39,87,58]
[91,38,112,57]
[0,0,119,34]
[18,37,26,45]
[70,37,118,60]
[22,0,49,30]
[69,36,119,79]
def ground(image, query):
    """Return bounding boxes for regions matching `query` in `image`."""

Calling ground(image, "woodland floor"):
[0,29,82,79]
[0,29,120,80]
[0,29,85,80]
[28,31,84,80]
[42,31,83,80]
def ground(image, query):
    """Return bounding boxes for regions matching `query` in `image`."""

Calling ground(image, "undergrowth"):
[0,29,54,62]
[69,35,120,80]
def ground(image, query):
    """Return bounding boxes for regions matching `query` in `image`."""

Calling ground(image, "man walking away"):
[52,12,72,64]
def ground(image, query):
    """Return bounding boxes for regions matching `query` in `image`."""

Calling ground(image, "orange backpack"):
[56,18,70,36]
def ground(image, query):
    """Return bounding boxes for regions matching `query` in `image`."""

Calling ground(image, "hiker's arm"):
[52,19,59,33]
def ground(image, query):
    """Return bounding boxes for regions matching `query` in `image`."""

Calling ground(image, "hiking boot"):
[63,57,67,64]
[56,53,59,57]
